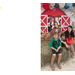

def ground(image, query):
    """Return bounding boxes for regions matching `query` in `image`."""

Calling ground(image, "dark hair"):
[68,26,73,31]
[61,33,66,37]
[65,25,74,38]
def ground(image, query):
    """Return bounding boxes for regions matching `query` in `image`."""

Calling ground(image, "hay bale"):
[41,34,45,40]
[61,47,70,62]
[73,40,75,51]
[41,54,45,66]
[45,34,50,39]
[41,40,51,67]
[41,40,70,67]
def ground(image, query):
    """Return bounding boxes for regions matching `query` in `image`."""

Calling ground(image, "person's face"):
[53,34,58,39]
[68,27,72,32]
[62,36,65,39]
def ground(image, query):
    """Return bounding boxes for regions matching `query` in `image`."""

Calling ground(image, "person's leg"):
[50,54,56,71]
[50,54,56,67]
[63,42,70,48]
[57,53,62,69]
[57,53,62,65]
[68,44,71,49]
[56,48,62,69]
[70,44,74,58]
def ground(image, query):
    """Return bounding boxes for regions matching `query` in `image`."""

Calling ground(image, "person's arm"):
[61,41,66,44]
[50,47,56,51]
[57,46,61,51]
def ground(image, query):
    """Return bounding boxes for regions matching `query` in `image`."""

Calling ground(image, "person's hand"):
[63,42,66,44]
[56,49,59,52]
[55,49,57,52]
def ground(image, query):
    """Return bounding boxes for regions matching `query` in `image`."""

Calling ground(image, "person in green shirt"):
[49,32,63,71]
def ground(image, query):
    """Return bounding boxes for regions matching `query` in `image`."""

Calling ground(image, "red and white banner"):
[41,15,48,33]
[61,16,70,31]
[41,15,71,33]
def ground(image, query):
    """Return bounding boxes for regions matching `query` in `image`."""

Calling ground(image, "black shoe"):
[66,48,70,51]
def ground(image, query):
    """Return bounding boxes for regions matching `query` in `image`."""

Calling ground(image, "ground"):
[41,52,75,71]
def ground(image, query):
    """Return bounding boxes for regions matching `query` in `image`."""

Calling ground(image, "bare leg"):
[50,54,56,66]
[57,53,62,65]
[57,53,62,69]
[63,42,70,48]
[70,44,74,57]
[68,45,71,49]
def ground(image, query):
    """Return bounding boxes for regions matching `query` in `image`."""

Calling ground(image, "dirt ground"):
[41,52,75,71]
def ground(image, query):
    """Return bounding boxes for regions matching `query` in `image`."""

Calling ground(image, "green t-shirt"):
[49,38,61,54]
